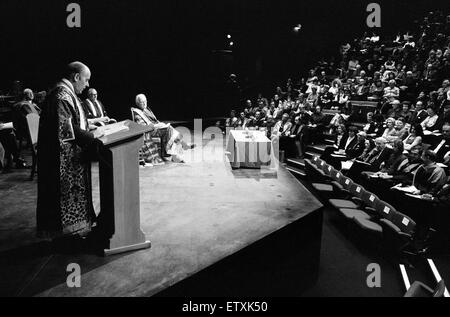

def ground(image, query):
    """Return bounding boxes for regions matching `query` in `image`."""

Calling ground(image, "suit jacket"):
[364,146,393,170]
[410,109,428,125]
[337,134,357,151]
[346,139,365,159]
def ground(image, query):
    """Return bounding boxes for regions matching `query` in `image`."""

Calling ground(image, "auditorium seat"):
[353,217,383,234]
[312,183,334,192]
[339,208,371,220]
[380,212,416,258]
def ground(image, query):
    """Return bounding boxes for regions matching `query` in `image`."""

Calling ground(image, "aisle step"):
[286,166,306,178]
[287,158,305,169]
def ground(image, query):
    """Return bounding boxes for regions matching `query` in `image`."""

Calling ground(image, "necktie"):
[94,101,104,117]
[88,100,97,117]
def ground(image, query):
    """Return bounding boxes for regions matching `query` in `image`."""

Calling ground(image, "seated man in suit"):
[83,88,116,127]
[12,88,41,143]
[321,126,362,169]
[14,88,41,115]
[430,123,450,163]
[131,93,194,164]
[347,137,393,182]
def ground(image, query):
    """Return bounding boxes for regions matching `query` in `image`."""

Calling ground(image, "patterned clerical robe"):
[36,80,97,238]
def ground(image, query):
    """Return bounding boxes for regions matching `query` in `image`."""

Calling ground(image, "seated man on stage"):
[131,93,194,164]
[12,88,42,143]
[83,88,116,127]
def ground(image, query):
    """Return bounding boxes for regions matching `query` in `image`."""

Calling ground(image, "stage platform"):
[0,131,323,297]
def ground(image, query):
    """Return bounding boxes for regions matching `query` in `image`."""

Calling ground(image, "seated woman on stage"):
[131,94,194,164]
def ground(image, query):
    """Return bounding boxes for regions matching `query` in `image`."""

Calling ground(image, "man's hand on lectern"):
[93,129,104,139]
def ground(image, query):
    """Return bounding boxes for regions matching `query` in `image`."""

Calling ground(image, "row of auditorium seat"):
[305,155,417,259]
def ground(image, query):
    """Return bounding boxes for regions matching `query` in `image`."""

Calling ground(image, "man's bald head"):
[65,61,89,79]
[64,61,91,95]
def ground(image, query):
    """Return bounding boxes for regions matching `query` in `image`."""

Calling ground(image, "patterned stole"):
[132,107,152,126]
[85,99,98,117]
[94,100,104,117]
[58,79,87,130]
[144,108,158,123]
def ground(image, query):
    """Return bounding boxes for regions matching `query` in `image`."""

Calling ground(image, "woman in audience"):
[306,86,319,108]
[381,117,396,140]
[403,124,424,151]
[386,119,409,144]
[421,106,440,131]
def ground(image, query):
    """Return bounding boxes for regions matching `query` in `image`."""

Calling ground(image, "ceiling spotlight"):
[227,34,231,39]
[229,41,234,46]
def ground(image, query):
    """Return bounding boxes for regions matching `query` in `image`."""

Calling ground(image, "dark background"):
[0,0,447,121]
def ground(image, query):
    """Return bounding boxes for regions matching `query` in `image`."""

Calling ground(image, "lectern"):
[95,120,153,256]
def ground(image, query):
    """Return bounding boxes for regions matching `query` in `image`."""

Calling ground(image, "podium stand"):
[96,120,153,256]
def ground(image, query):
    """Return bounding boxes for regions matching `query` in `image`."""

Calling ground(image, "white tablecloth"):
[226,130,271,168]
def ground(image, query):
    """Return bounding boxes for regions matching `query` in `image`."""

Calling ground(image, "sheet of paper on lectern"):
[98,123,130,136]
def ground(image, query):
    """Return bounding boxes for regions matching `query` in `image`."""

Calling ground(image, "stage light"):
[293,24,302,33]
[229,41,234,46]
[227,34,231,39]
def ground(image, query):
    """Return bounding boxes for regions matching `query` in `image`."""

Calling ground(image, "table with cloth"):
[226,130,272,169]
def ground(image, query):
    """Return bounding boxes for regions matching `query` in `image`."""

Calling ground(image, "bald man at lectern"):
[36,61,104,250]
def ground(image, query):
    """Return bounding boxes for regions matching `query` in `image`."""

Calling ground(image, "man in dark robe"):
[82,88,116,127]
[36,62,103,239]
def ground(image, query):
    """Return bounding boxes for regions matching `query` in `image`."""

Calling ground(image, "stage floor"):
[0,131,322,297]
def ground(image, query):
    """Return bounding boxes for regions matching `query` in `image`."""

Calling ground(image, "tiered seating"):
[305,155,417,257]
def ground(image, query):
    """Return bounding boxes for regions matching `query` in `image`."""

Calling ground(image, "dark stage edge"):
[0,131,323,297]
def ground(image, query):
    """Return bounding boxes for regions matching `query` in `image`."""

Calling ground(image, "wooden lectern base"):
[96,121,154,257]
[104,240,151,256]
